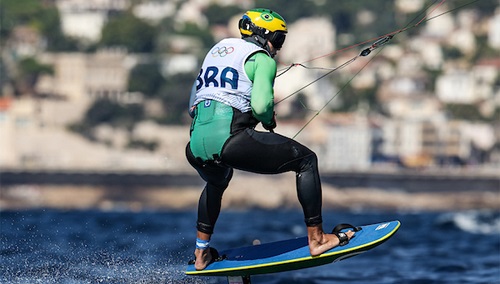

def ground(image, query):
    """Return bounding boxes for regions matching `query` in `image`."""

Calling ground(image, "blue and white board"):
[186,220,400,278]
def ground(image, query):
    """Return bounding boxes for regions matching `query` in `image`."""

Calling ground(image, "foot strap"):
[331,223,362,246]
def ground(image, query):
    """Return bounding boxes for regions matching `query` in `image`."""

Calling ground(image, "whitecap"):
[438,210,500,235]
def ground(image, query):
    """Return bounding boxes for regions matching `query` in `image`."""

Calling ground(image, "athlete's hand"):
[263,112,277,132]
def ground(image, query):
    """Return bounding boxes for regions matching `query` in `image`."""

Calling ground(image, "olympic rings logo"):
[211,46,234,57]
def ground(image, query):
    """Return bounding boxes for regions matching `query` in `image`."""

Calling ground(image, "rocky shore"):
[1,172,498,212]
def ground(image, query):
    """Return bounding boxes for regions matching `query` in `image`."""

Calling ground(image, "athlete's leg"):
[186,143,233,270]
[222,129,322,222]
[221,129,354,255]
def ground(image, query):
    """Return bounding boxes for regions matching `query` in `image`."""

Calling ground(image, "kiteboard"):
[186,220,400,283]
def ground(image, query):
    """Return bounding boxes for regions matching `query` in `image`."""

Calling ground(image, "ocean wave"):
[437,210,500,235]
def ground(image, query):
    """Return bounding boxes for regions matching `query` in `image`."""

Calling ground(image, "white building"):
[56,0,131,42]
[36,49,133,102]
[162,54,198,76]
[408,37,443,70]
[488,7,500,49]
[59,11,107,42]
[280,17,336,64]
[6,26,45,58]
[424,4,455,38]
[277,17,336,112]
[436,71,476,104]
[385,96,441,120]
[395,0,424,14]
[421,120,471,160]
[133,1,176,24]
[0,96,185,171]
[448,28,476,55]
[0,98,17,167]
[176,1,208,28]
[57,0,130,11]
[319,114,372,170]
[436,68,495,104]
[381,119,423,159]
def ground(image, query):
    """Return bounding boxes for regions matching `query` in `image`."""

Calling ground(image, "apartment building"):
[421,120,470,163]
[36,48,136,103]
[316,114,372,171]
[57,0,130,42]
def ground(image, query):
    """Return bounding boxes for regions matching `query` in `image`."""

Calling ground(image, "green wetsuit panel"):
[190,51,276,162]
[190,100,233,161]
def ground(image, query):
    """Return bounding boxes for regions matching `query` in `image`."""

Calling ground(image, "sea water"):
[1,209,499,284]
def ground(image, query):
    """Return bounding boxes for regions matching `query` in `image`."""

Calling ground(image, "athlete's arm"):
[245,52,276,127]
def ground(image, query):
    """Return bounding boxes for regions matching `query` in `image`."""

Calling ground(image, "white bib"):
[193,38,268,113]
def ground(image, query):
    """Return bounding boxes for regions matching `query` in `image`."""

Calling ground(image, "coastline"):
[1,172,498,212]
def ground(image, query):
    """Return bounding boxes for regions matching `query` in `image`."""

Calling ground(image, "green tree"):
[445,104,484,121]
[0,0,42,40]
[204,4,242,26]
[100,12,157,53]
[0,0,77,51]
[16,57,53,95]
[253,0,317,23]
[333,82,358,112]
[453,0,498,16]
[443,46,464,60]
[127,139,159,151]
[84,98,144,130]
[128,62,165,97]
[0,58,9,94]
[38,6,79,51]
[70,98,145,141]
[175,22,214,49]
[157,73,194,124]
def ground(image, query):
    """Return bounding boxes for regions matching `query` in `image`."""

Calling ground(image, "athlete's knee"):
[299,151,318,172]
[207,167,233,190]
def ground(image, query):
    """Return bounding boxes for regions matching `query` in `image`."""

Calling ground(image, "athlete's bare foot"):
[194,248,212,270]
[307,224,355,256]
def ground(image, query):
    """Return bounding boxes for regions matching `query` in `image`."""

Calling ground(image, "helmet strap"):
[243,35,274,57]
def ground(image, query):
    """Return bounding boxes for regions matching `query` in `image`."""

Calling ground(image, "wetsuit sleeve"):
[244,52,276,126]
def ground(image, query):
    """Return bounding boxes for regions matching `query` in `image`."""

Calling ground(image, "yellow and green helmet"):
[239,8,287,49]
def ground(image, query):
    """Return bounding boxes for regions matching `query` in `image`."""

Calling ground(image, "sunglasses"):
[270,31,286,49]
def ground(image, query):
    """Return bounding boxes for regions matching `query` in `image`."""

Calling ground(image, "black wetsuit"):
[186,110,323,234]
[186,38,323,235]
